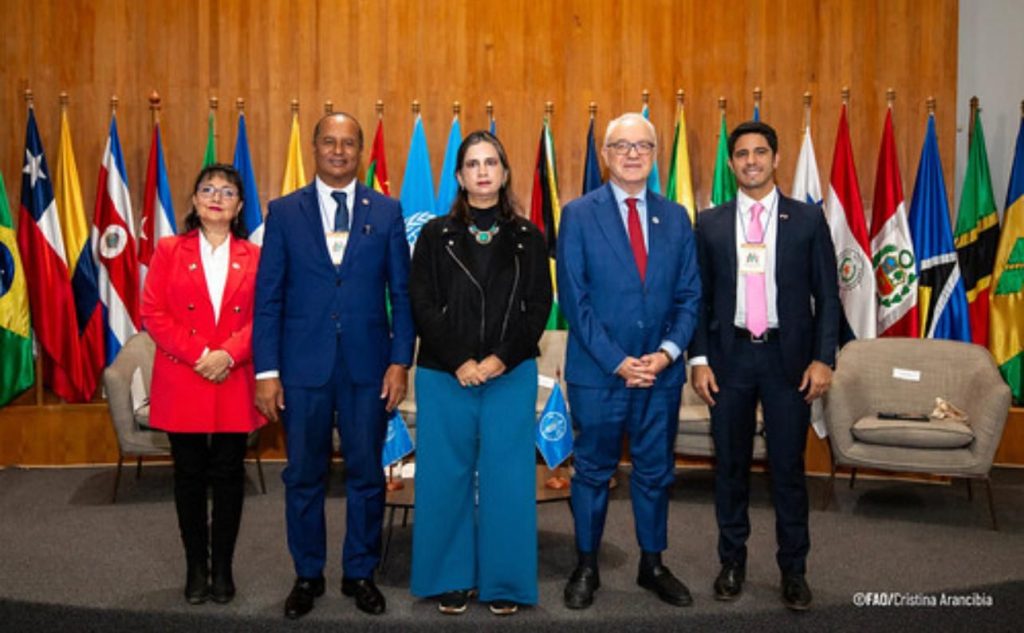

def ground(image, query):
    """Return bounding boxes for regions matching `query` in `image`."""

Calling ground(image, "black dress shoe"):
[284,576,325,619]
[185,562,209,605]
[781,573,812,611]
[341,577,386,615]
[637,564,693,607]
[713,562,745,601]
[210,564,236,604]
[563,566,600,610]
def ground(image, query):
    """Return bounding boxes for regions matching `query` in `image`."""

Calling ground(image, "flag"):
[436,112,462,215]
[791,124,823,206]
[16,108,88,402]
[711,111,737,207]
[954,109,1000,346]
[908,115,971,341]
[581,115,602,195]
[530,118,566,330]
[753,103,761,122]
[202,110,216,167]
[381,410,415,466]
[54,107,104,397]
[139,120,177,288]
[824,106,876,341]
[233,112,263,244]
[0,170,34,407]
[280,111,306,195]
[536,383,573,469]
[489,112,496,137]
[641,103,661,194]
[92,113,141,365]
[665,102,696,223]
[365,118,391,195]
[989,113,1024,403]
[399,114,436,246]
[870,109,919,337]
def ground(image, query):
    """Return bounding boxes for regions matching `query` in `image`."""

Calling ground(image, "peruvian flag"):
[870,109,919,337]
[92,114,140,364]
[15,108,90,401]
[824,105,876,341]
[139,121,176,289]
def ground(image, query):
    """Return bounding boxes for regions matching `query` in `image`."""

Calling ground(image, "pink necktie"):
[626,197,647,281]
[745,202,767,336]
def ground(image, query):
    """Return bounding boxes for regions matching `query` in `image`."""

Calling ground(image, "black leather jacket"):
[409,213,553,374]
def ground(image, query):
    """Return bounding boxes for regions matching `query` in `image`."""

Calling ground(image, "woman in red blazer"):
[141,163,265,606]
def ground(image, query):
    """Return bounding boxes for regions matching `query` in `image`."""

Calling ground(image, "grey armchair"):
[822,338,1011,528]
[102,331,266,502]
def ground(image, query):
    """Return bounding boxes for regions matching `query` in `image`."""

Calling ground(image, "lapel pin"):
[780,213,789,220]
[233,306,241,313]
[363,225,373,235]
[188,263,197,271]
[361,198,370,205]
[652,216,660,225]
[231,262,241,269]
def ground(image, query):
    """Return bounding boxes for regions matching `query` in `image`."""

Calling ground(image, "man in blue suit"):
[689,120,839,611]
[557,112,701,609]
[254,113,415,619]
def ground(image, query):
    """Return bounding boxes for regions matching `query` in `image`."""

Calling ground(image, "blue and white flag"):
[400,114,435,246]
[381,410,415,467]
[233,112,263,245]
[791,125,822,206]
[909,115,971,341]
[435,113,462,215]
[536,382,573,469]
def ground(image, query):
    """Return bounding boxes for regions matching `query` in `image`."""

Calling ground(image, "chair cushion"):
[850,416,974,449]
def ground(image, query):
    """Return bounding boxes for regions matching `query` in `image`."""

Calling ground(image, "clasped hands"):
[455,355,506,388]
[194,349,233,383]
[616,352,672,389]
[691,360,832,407]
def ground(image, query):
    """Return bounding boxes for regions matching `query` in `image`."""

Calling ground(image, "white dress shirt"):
[733,187,780,329]
[315,175,356,235]
[199,230,231,324]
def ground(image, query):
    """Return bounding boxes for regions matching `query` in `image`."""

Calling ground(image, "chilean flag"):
[92,114,140,364]
[139,121,176,288]
[15,107,89,402]
[824,105,877,341]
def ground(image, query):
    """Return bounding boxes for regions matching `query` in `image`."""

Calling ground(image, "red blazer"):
[141,231,265,433]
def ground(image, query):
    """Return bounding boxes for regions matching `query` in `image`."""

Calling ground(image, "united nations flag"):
[535,383,573,469]
[381,411,415,467]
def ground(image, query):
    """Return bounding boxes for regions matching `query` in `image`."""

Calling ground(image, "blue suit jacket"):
[253,181,415,387]
[556,184,701,389]
[689,194,840,386]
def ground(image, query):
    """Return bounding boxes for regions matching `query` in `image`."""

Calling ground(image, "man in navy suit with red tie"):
[254,113,415,619]
[557,112,701,609]
[689,121,839,611]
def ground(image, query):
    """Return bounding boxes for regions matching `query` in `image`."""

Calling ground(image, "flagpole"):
[803,91,812,129]
[753,86,762,118]
[149,90,161,127]
[545,100,553,125]
[486,100,494,132]
[324,100,333,115]
[544,366,571,490]
[841,86,850,109]
[375,99,383,120]
[968,96,979,150]
[27,89,44,405]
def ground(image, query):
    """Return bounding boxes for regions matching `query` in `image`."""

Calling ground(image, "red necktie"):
[626,197,647,281]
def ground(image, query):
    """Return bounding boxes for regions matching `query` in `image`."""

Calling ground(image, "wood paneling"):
[1,0,972,464]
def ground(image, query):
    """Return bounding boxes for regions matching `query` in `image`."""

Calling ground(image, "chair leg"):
[379,505,398,572]
[965,478,973,501]
[255,453,267,494]
[821,463,837,510]
[135,456,144,479]
[112,455,125,503]
[984,477,999,531]
[848,468,857,489]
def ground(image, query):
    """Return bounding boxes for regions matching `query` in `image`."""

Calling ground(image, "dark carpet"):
[1,461,1021,632]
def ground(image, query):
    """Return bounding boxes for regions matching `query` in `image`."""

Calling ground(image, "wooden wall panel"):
[0,0,979,464]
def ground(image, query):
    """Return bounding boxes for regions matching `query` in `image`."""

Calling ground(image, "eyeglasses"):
[197,185,240,200]
[606,140,656,156]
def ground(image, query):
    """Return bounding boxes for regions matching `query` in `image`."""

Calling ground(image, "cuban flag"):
[139,121,176,289]
[824,105,876,341]
[400,114,435,247]
[233,112,263,245]
[536,382,573,469]
[92,114,140,365]
[381,410,415,467]
[15,108,88,401]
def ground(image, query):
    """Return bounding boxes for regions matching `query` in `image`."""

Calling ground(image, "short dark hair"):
[728,120,778,156]
[182,163,248,239]
[312,112,364,149]
[448,130,520,224]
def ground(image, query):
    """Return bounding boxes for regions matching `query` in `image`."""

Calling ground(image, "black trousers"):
[167,432,249,569]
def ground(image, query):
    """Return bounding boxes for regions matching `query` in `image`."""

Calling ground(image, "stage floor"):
[1,462,1021,632]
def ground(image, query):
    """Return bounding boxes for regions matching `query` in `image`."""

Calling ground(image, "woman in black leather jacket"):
[408,130,551,616]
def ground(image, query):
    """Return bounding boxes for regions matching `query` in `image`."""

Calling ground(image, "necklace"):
[468,224,500,245]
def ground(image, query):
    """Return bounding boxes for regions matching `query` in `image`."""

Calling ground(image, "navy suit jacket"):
[253,181,415,387]
[556,184,701,390]
[689,194,840,386]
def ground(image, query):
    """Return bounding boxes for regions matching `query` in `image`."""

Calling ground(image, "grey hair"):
[603,112,657,148]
